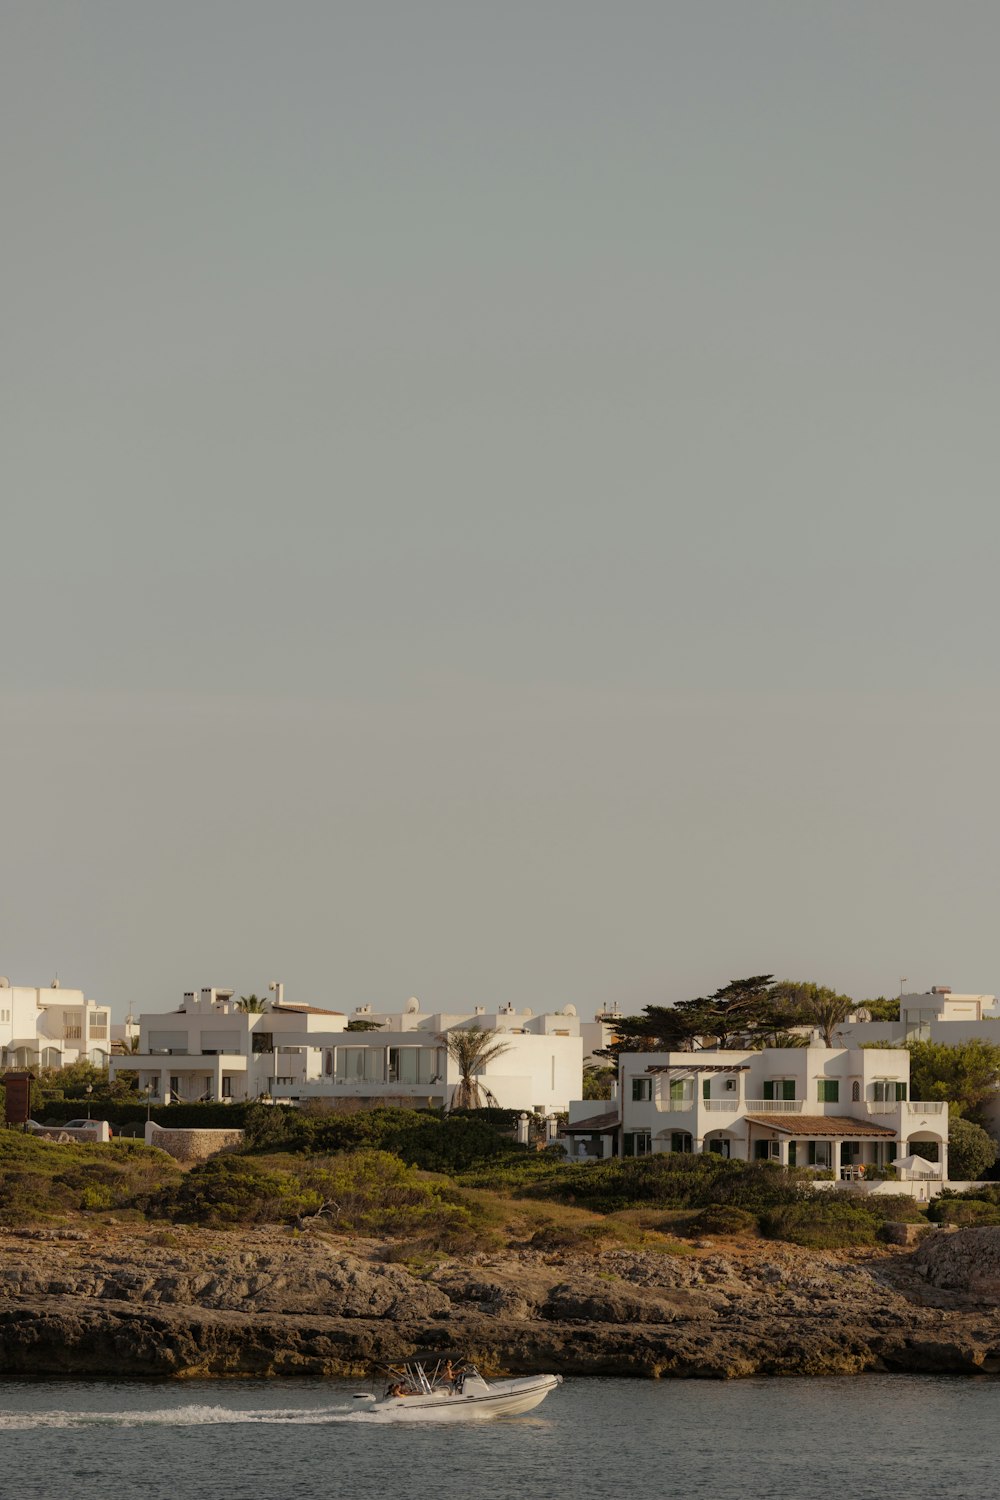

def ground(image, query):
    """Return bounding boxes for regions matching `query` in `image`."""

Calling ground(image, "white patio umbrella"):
[895,1153,939,1177]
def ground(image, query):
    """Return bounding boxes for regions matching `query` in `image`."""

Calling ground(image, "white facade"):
[109,989,582,1113]
[0,978,112,1069]
[611,1046,948,1179]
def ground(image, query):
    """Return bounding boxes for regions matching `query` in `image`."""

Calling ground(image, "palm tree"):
[237,994,267,1014]
[440,1027,512,1110]
[803,990,853,1047]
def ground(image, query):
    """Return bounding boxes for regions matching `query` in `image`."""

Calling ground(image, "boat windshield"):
[382,1360,478,1397]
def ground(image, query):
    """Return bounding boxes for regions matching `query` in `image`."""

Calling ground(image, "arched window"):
[852,1080,860,1102]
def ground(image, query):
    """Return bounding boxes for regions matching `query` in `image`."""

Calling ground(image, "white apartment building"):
[0,978,112,1069]
[109,990,583,1114]
[566,1046,948,1179]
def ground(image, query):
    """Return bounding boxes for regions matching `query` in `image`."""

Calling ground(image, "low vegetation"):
[0,1101,989,1254]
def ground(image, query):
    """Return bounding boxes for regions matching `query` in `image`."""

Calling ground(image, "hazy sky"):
[4,3,1000,1021]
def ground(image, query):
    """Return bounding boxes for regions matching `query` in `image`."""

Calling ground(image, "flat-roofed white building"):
[0,977,112,1069]
[110,990,583,1113]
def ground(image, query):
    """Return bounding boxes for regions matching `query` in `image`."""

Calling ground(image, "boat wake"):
[0,1403,400,1430]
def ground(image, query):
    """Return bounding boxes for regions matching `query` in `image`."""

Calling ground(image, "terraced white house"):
[567,1045,948,1179]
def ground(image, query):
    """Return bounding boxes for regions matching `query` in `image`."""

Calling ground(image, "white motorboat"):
[353,1360,562,1420]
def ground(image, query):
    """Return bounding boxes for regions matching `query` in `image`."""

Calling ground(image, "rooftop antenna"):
[899,977,907,1001]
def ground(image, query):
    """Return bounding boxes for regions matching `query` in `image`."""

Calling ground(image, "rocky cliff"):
[2,1223,999,1379]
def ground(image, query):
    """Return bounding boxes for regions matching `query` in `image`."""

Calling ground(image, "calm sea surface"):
[0,1374,993,1500]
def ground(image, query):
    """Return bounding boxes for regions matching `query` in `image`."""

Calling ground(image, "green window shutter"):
[781,1080,795,1100]
[895,1082,907,1101]
[762,1080,774,1100]
[703,1079,710,1100]
[808,1142,816,1166]
[817,1080,839,1103]
[669,1079,683,1103]
[887,1142,897,1162]
[788,1141,797,1166]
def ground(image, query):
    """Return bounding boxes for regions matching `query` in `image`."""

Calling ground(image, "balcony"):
[745,1099,803,1113]
[868,1100,946,1116]
[703,1099,739,1112]
[655,1098,694,1113]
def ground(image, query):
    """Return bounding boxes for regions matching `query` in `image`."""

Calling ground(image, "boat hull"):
[374,1374,561,1420]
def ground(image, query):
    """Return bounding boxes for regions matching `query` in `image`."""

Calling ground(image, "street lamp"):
[85,1084,93,1120]
[143,1083,152,1122]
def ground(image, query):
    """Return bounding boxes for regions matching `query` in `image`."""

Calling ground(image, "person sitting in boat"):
[440,1360,456,1388]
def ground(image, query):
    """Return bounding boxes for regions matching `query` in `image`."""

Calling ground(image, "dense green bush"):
[684,1204,758,1237]
[759,1200,880,1248]
[926,1195,1000,1226]
[467,1154,807,1216]
[947,1117,998,1182]
[144,1147,502,1246]
[0,1131,180,1224]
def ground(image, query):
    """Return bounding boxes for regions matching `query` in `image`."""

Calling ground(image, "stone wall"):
[145,1122,244,1161]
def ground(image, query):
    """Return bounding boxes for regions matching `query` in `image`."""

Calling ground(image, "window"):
[631,1078,652,1102]
[670,1132,693,1153]
[754,1140,780,1160]
[807,1142,832,1168]
[817,1080,839,1103]
[669,1079,693,1105]
[221,1076,232,1098]
[762,1080,795,1100]
[852,1081,860,1102]
[706,1137,730,1157]
[874,1080,906,1102]
[623,1131,652,1157]
[702,1079,711,1101]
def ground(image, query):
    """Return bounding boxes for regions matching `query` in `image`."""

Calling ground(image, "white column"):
[601,1134,614,1159]
[831,1138,843,1178]
[516,1112,530,1146]
[159,1068,170,1103]
[939,1140,949,1182]
[694,1137,705,1154]
[778,1138,789,1167]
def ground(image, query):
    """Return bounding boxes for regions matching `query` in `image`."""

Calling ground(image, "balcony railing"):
[745,1099,803,1113]
[868,1100,946,1115]
[656,1098,694,1112]
[703,1099,739,1112]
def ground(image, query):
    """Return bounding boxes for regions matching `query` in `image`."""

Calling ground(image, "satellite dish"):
[853,1008,872,1023]
[405,996,420,1014]
[0,977,10,988]
[50,979,61,989]
[562,1004,577,1017]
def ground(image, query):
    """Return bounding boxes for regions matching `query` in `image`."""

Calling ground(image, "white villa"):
[0,978,112,1070]
[108,989,583,1114]
[565,1045,949,1180]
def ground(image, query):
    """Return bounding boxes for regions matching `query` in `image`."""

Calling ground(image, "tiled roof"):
[748,1113,896,1138]
[561,1111,620,1134]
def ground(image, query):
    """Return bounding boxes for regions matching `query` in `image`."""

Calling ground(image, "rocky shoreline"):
[1,1224,1000,1380]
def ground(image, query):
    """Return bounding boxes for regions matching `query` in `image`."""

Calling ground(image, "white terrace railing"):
[656,1098,694,1112]
[703,1099,739,1112]
[868,1100,946,1116]
[744,1099,804,1113]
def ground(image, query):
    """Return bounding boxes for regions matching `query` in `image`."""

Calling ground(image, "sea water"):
[0,1374,992,1500]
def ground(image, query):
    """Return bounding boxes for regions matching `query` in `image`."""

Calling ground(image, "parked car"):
[60,1119,114,1136]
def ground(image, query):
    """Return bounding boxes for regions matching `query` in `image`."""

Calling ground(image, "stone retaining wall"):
[145,1123,244,1162]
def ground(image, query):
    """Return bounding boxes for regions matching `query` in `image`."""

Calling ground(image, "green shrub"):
[926,1196,1000,1226]
[684,1205,758,1237]
[759,1200,879,1248]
